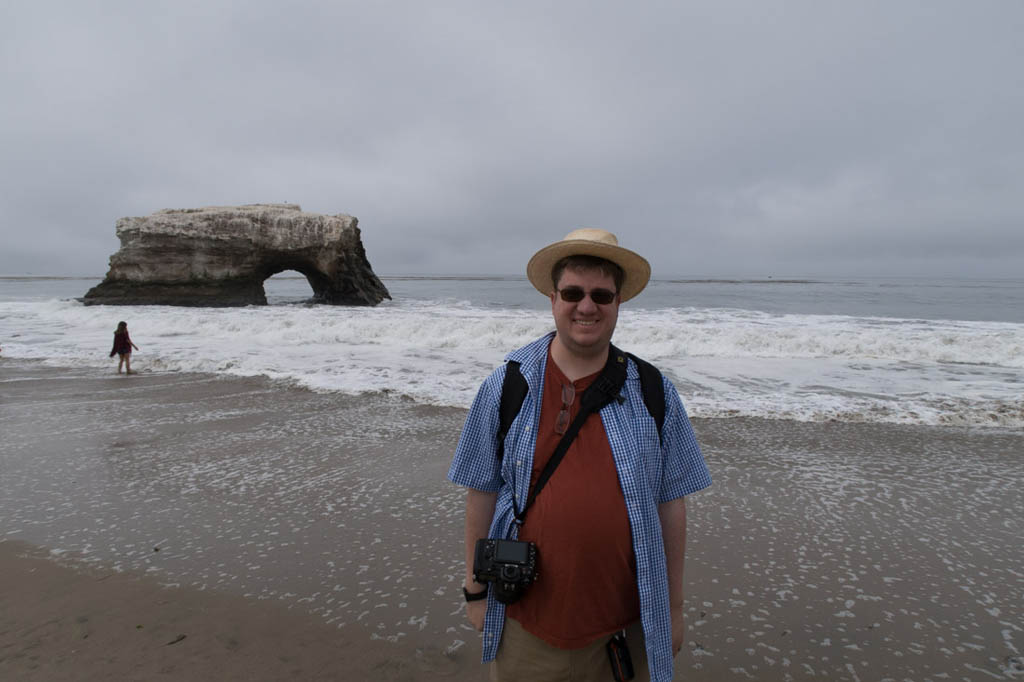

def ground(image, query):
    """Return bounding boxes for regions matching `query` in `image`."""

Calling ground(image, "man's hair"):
[551,255,625,293]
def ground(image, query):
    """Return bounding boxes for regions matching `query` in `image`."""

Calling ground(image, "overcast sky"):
[2,0,1021,279]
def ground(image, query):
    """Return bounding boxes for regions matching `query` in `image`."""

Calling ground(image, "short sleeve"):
[447,367,505,492]
[658,377,712,503]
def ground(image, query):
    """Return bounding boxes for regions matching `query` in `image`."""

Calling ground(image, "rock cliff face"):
[83,204,391,306]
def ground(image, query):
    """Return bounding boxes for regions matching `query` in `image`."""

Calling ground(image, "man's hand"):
[466,598,487,631]
[671,605,685,656]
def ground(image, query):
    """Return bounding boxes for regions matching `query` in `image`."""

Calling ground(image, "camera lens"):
[501,564,521,581]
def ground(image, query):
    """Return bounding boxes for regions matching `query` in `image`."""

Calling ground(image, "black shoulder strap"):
[512,347,628,524]
[497,351,667,462]
[496,361,528,463]
[627,352,665,443]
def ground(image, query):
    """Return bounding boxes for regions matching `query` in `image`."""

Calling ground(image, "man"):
[448,229,712,681]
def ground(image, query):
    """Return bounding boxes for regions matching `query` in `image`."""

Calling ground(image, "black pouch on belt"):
[606,629,635,682]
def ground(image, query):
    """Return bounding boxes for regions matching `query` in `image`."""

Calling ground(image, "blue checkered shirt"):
[447,333,712,681]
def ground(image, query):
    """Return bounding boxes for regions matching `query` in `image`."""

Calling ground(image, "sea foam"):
[1,298,1021,428]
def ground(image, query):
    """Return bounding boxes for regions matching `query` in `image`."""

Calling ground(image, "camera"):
[473,538,538,604]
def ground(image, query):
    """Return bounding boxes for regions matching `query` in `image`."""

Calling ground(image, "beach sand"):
[0,539,466,681]
[1,359,1022,680]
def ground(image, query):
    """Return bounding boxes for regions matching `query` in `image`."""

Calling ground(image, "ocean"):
[1,274,1022,429]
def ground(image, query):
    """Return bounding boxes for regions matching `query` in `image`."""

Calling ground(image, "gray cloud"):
[2,0,1022,278]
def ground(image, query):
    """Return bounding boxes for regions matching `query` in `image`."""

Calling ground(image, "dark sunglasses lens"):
[590,289,616,304]
[560,287,585,302]
[555,408,569,434]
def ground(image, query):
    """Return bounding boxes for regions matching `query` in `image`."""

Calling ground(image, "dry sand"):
[1,359,1022,680]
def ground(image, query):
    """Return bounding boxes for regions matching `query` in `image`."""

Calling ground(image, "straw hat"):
[526,228,651,302]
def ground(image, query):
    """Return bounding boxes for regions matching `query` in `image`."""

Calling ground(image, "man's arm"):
[658,496,687,656]
[464,488,498,630]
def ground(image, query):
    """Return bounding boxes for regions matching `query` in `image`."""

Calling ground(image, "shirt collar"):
[504,331,641,385]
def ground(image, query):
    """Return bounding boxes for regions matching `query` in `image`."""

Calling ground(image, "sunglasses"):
[555,383,575,435]
[557,287,617,305]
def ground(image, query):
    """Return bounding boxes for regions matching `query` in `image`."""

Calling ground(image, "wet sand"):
[1,359,1022,680]
[0,539,465,681]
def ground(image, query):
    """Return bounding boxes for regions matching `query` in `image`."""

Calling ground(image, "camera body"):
[473,538,538,604]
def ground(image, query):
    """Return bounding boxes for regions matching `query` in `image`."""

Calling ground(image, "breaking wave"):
[1,297,1022,428]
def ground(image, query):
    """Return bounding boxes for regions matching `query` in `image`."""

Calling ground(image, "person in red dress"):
[109,321,140,374]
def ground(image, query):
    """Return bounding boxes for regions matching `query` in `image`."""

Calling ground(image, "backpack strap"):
[496,360,528,463]
[512,346,628,524]
[627,352,666,444]
[497,352,667,463]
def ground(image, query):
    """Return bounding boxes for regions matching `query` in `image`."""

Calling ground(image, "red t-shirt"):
[506,349,641,648]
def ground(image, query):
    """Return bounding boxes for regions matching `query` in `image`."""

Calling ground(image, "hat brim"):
[527,239,651,302]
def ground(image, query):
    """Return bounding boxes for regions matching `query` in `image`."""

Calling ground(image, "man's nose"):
[576,293,598,312]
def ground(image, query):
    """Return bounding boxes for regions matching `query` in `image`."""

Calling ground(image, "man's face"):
[550,266,620,358]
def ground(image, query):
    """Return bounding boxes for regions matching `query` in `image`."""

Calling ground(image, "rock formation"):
[83,204,391,306]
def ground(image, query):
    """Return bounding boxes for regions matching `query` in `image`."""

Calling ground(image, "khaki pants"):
[490,617,650,682]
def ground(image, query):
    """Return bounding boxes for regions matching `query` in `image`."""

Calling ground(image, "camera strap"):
[511,345,628,525]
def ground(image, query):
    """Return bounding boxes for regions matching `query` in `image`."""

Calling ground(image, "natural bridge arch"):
[84,204,390,307]
[259,264,339,304]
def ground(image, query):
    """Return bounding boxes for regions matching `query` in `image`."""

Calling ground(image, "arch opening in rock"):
[262,268,324,305]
